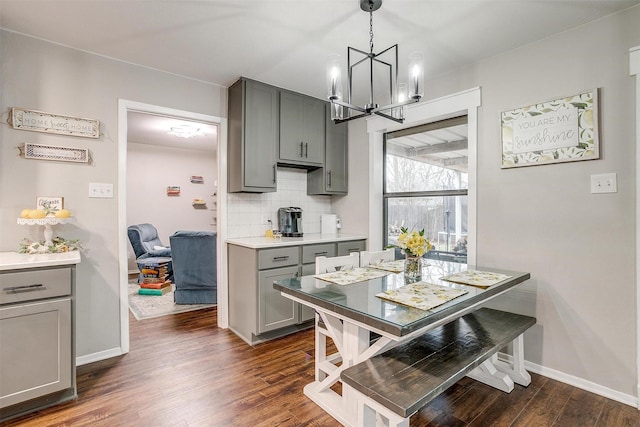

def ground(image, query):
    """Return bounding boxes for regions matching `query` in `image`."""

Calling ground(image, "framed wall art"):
[500,89,599,168]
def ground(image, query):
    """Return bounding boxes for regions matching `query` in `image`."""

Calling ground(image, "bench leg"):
[467,333,531,391]
[467,356,515,393]
[348,383,410,427]
[494,334,532,387]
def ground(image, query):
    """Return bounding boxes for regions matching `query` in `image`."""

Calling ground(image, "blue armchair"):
[127,223,172,259]
[169,230,217,304]
[128,223,173,281]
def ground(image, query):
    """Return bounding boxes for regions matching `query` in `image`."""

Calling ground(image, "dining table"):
[273,259,531,426]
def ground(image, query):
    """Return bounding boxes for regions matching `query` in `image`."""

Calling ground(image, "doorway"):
[117,100,228,353]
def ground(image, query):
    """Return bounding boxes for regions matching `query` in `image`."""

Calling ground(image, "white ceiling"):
[2,0,639,102]
[127,112,218,152]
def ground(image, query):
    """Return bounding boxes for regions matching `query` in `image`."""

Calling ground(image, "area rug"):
[128,280,215,320]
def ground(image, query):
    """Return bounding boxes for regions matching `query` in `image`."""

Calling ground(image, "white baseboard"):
[497,352,638,408]
[76,347,125,366]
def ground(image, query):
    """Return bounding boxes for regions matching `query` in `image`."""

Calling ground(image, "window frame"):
[383,116,469,258]
[364,87,480,265]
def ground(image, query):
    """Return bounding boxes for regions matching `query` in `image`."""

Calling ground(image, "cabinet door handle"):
[327,170,332,187]
[4,283,44,292]
[304,142,308,158]
[314,251,328,256]
[272,256,290,261]
[273,164,277,184]
[299,142,304,158]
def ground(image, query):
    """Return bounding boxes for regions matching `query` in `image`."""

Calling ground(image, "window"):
[384,115,468,263]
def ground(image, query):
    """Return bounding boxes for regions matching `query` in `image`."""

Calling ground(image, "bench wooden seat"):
[340,308,536,426]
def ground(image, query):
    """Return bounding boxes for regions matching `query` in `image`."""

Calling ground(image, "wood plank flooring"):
[3,308,639,426]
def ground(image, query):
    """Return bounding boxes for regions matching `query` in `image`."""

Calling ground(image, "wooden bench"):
[340,308,536,427]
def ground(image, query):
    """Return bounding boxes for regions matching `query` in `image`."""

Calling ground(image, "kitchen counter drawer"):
[258,247,299,270]
[337,240,367,256]
[302,243,336,264]
[0,267,71,305]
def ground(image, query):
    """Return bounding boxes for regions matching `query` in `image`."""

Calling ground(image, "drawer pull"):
[272,256,290,261]
[348,248,360,252]
[4,283,45,292]
[314,251,328,256]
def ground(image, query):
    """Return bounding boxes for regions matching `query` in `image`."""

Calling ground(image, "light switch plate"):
[89,182,114,198]
[590,173,617,194]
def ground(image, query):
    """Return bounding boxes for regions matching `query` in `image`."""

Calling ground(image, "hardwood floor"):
[3,308,639,426]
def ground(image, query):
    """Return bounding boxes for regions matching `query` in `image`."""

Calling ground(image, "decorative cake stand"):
[17,217,75,246]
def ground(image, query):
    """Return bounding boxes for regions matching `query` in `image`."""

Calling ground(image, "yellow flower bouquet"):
[393,227,433,258]
[387,227,433,280]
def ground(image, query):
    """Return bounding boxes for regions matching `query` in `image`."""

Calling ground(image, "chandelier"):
[326,0,424,124]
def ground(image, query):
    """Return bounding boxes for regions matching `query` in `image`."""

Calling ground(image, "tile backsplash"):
[227,168,333,238]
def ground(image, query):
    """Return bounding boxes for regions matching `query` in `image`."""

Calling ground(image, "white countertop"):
[0,251,81,271]
[226,233,367,249]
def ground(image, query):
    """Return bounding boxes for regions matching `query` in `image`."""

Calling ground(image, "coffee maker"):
[278,207,303,237]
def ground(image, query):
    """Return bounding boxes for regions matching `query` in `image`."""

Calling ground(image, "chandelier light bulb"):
[326,54,342,100]
[408,52,424,100]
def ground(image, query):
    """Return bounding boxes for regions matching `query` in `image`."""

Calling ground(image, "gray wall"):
[338,5,639,399]
[0,30,225,358]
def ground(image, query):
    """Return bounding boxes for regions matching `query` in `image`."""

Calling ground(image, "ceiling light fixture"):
[168,125,203,139]
[326,0,424,124]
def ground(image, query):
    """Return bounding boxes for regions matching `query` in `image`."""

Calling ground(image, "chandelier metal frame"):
[328,0,422,124]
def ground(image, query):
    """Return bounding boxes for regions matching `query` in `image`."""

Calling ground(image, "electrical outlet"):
[89,182,114,198]
[590,173,617,194]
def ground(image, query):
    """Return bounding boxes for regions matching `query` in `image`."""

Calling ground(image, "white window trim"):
[629,45,640,408]
[366,87,481,265]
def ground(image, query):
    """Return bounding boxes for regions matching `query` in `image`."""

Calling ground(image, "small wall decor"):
[190,175,204,184]
[501,89,599,168]
[36,196,64,213]
[9,107,100,138]
[192,198,207,209]
[167,186,180,196]
[21,142,90,163]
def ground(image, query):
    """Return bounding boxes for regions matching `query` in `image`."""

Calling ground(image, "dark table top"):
[273,260,530,337]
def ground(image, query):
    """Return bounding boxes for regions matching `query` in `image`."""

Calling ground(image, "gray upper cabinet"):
[307,104,348,195]
[279,91,325,167]
[228,78,278,193]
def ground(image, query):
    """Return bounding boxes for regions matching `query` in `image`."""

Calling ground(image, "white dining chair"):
[359,248,395,267]
[315,252,360,274]
[314,252,360,381]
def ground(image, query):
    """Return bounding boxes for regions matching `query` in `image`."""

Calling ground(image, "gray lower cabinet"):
[228,78,278,193]
[228,238,366,345]
[308,104,348,195]
[258,266,299,333]
[0,265,76,422]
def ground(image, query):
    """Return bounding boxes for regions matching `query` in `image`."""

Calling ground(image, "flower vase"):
[404,255,421,281]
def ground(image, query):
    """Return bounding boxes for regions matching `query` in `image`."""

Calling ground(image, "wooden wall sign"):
[500,89,599,168]
[22,143,90,163]
[10,107,100,138]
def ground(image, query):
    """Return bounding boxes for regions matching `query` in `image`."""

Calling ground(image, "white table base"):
[288,295,531,427]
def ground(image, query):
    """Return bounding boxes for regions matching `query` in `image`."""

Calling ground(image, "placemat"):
[440,269,512,288]
[376,282,468,311]
[368,259,405,273]
[314,267,389,286]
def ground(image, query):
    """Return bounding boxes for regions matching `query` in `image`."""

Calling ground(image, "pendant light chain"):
[369,11,374,54]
